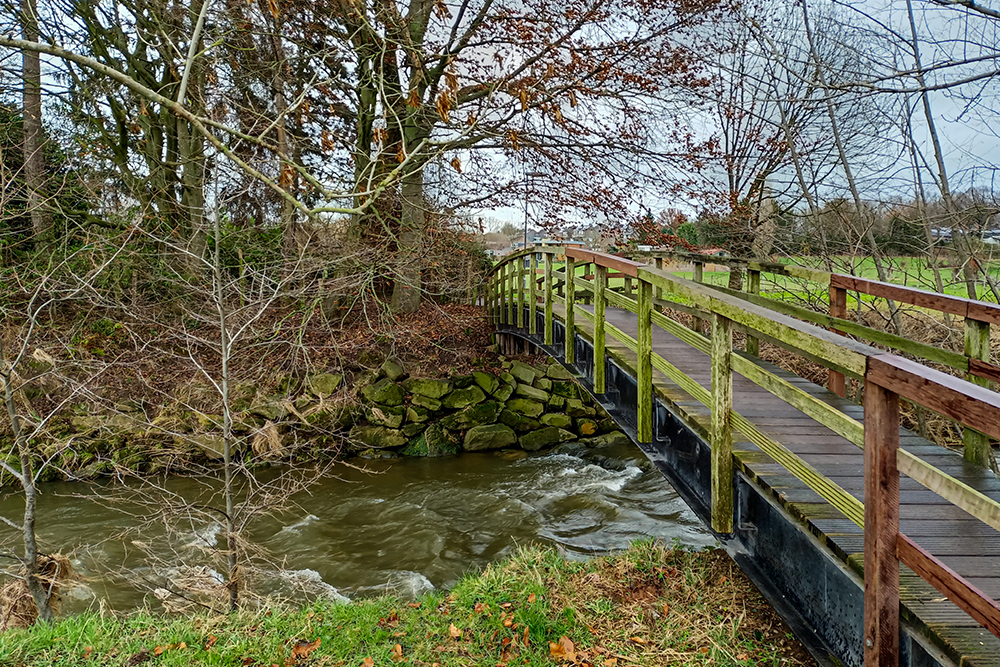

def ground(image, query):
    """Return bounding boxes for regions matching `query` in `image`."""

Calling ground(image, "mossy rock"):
[451,374,476,389]
[582,431,632,448]
[406,405,432,423]
[367,405,405,428]
[515,383,549,403]
[509,361,537,384]
[499,372,517,387]
[188,434,227,459]
[505,398,545,418]
[546,364,575,380]
[473,371,500,396]
[598,418,618,434]
[196,413,222,431]
[308,373,343,398]
[519,426,575,452]
[575,418,599,437]
[251,399,287,421]
[380,359,406,381]
[442,386,486,409]
[551,381,578,399]
[534,377,553,392]
[349,425,408,450]
[499,409,541,432]
[402,378,452,399]
[404,424,460,457]
[463,424,517,452]
[362,379,405,407]
[71,415,104,433]
[491,384,514,402]
[547,394,566,410]
[441,401,501,429]
[411,394,443,411]
[539,413,572,429]
[401,422,427,438]
[565,398,595,418]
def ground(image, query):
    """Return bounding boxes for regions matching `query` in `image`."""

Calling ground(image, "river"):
[1,440,713,613]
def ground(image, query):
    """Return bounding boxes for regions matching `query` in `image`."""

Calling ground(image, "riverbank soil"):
[0,542,815,666]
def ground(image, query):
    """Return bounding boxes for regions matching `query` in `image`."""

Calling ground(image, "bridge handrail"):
[487,246,1000,658]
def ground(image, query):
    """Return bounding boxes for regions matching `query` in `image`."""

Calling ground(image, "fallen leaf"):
[604,660,617,667]
[363,658,374,667]
[391,644,404,663]
[291,638,321,659]
[83,646,93,659]
[499,602,512,609]
[700,647,710,655]
[527,593,536,603]
[205,635,218,649]
[474,602,488,613]
[629,636,647,644]
[737,653,749,661]
[523,627,530,646]
[550,636,576,662]
[503,617,513,628]
[449,623,462,639]
[718,575,728,585]
[406,602,422,608]
[662,604,670,617]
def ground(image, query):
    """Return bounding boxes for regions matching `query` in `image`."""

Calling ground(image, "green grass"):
[0,542,810,667]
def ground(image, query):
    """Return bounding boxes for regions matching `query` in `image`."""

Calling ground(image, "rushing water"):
[1,440,713,613]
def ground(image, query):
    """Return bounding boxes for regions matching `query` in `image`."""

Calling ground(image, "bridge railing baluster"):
[637,277,653,444]
[710,312,734,534]
[565,256,576,364]
[594,265,607,394]
[529,253,537,335]
[829,284,848,397]
[963,316,991,467]
[746,269,760,356]
[516,255,524,330]
[544,252,554,346]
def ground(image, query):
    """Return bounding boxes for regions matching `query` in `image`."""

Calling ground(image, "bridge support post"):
[544,253,553,346]
[565,256,576,364]
[828,284,847,398]
[863,380,900,667]
[594,265,607,394]
[963,317,992,467]
[637,278,653,443]
[529,253,537,335]
[710,312,733,534]
[747,269,760,356]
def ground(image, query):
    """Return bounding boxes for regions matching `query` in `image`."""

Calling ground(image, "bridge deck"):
[554,303,1000,666]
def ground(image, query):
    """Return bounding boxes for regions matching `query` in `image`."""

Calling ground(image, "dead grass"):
[0,554,73,631]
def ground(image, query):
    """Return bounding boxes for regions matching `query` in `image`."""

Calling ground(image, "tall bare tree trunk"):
[20,0,49,245]
[391,167,424,313]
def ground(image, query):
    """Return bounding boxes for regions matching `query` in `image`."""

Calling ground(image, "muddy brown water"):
[0,441,713,613]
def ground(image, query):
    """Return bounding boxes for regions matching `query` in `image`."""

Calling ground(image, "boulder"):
[367,405,405,428]
[499,372,517,387]
[189,434,227,458]
[441,401,501,429]
[380,359,406,381]
[403,378,452,399]
[362,379,405,406]
[401,422,426,438]
[519,426,575,452]
[505,398,545,418]
[582,431,631,448]
[491,384,514,402]
[442,386,486,409]
[451,374,477,389]
[406,405,432,423]
[534,377,553,392]
[509,361,537,384]
[499,409,541,432]
[551,381,579,399]
[546,364,575,380]
[250,399,287,421]
[464,424,518,452]
[473,371,500,396]
[515,383,550,403]
[403,425,460,457]
[547,394,566,410]
[307,373,343,398]
[575,418,599,437]
[539,413,573,429]
[349,425,408,449]
[565,398,595,418]
[411,394,442,411]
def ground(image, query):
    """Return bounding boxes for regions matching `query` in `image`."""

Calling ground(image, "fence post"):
[544,253,553,346]
[637,277,653,443]
[710,312,733,534]
[654,257,664,313]
[529,253,538,335]
[863,380,900,667]
[693,261,706,335]
[565,256,576,364]
[829,284,847,397]
[516,254,525,329]
[624,275,633,300]
[498,264,507,325]
[594,264,607,394]
[746,269,760,356]
[963,317,992,467]
[508,260,517,326]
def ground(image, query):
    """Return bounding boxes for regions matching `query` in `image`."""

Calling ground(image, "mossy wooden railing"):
[630,249,1000,471]
[486,246,1000,667]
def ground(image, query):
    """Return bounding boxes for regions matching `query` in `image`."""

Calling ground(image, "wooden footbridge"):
[486,247,1000,667]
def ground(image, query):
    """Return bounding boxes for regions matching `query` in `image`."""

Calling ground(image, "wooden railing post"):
[829,284,848,398]
[963,317,991,467]
[624,275,633,299]
[863,379,900,667]
[508,260,516,326]
[693,261,706,335]
[710,312,733,534]
[594,264,607,394]
[529,252,538,335]
[637,277,653,443]
[746,269,760,356]
[565,256,576,364]
[499,263,507,325]
[654,257,664,313]
[544,253,553,346]
[516,254,525,329]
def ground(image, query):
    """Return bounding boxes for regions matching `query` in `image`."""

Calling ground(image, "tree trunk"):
[391,167,424,313]
[20,0,49,245]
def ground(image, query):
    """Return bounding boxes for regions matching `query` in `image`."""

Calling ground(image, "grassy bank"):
[0,542,813,667]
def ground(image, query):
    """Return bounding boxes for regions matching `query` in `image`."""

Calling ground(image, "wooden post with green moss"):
[499,264,507,325]
[963,317,992,467]
[828,285,847,398]
[693,261,706,335]
[544,253,553,345]
[654,257,664,313]
[529,253,538,335]
[710,312,733,534]
[746,269,760,356]
[565,256,576,364]
[594,264,608,394]
[516,255,525,329]
[624,275,633,299]
[508,260,517,325]
[637,278,653,444]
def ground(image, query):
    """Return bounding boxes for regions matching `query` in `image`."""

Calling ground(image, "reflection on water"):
[1,440,713,612]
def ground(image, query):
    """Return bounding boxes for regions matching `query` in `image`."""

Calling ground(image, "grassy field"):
[0,542,813,667]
